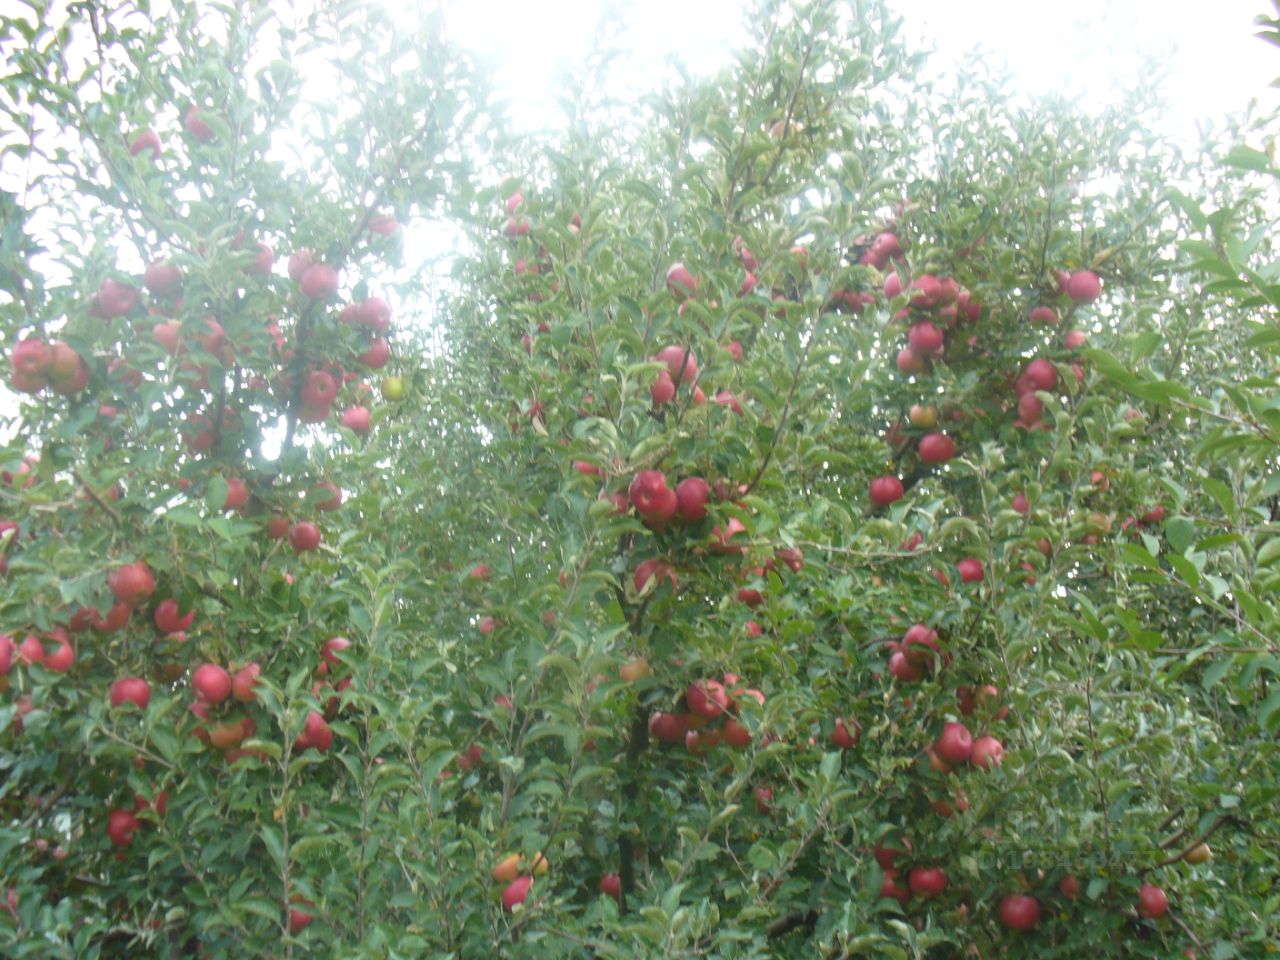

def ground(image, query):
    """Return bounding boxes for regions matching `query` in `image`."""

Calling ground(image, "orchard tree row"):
[2,0,1278,957]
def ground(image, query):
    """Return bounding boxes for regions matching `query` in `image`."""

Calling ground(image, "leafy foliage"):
[1,1,1277,958]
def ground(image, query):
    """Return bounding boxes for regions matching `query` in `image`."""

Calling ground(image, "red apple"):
[184,104,215,142]
[896,347,925,375]
[687,679,729,718]
[289,522,321,553]
[295,711,333,753]
[600,873,622,903]
[934,721,973,765]
[970,735,1004,769]
[1028,305,1058,325]
[880,868,911,905]
[956,558,984,583]
[144,261,182,296]
[341,406,371,435]
[299,264,339,300]
[629,471,678,525]
[1066,270,1101,304]
[108,561,154,606]
[888,650,922,682]
[192,664,232,703]
[129,128,161,158]
[908,321,944,356]
[1136,882,1168,919]
[869,475,904,507]
[654,345,698,385]
[830,717,860,749]
[665,263,697,300]
[918,432,956,464]
[1023,359,1057,392]
[231,663,260,702]
[501,875,533,911]
[106,809,140,847]
[1058,874,1079,900]
[999,894,1040,931]
[675,477,710,521]
[908,866,947,899]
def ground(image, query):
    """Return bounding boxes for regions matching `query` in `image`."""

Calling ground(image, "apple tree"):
[2,0,1278,957]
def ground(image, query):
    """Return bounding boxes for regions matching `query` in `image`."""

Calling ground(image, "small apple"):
[381,376,406,401]
[184,104,215,142]
[192,664,231,703]
[908,404,939,429]
[956,558,984,583]
[830,717,860,749]
[675,477,710,521]
[918,432,956,464]
[600,873,622,903]
[869,475,904,507]
[129,128,161,158]
[299,264,339,300]
[908,866,947,899]
[1066,270,1102,304]
[341,406,371,435]
[501,875,533,911]
[999,894,1040,931]
[970,735,1004,769]
[934,721,973,765]
[1184,843,1211,865]
[289,522,321,553]
[1136,882,1168,919]
[665,263,697,300]
[106,809,140,847]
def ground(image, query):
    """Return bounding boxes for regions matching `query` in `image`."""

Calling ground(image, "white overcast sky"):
[440,0,1278,139]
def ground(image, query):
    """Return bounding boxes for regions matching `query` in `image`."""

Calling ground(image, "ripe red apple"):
[687,679,729,718]
[192,664,232,703]
[654,345,698,385]
[934,721,973,765]
[153,599,194,635]
[288,899,315,934]
[650,369,676,405]
[888,650,922,682]
[501,875,533,911]
[910,274,941,307]
[675,477,711,521]
[665,263,697,300]
[908,321,944,356]
[999,894,1040,931]
[1066,270,1101,304]
[94,278,139,318]
[918,432,956,464]
[869,475,904,507]
[357,338,390,368]
[880,868,911,905]
[896,347,925,376]
[1028,305,1058,325]
[143,261,182,296]
[44,637,74,672]
[600,873,622,903]
[321,637,352,672]
[1064,329,1088,349]
[902,624,939,667]
[341,406,371,435]
[649,711,686,744]
[908,866,947,899]
[299,264,339,300]
[245,242,274,275]
[108,561,155,606]
[222,477,249,511]
[830,717,860,749]
[722,717,751,749]
[1023,358,1057,392]
[956,558,984,583]
[289,522,321,553]
[970,735,1004,769]
[1058,874,1079,899]
[129,128,161,158]
[1140,505,1166,525]
[737,587,764,607]
[0,634,12,676]
[1136,882,1168,919]
[106,809,140,847]
[1012,493,1031,515]
[295,711,333,753]
[629,470,678,525]
[883,272,902,298]
[184,104,215,142]
[231,663,260,702]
